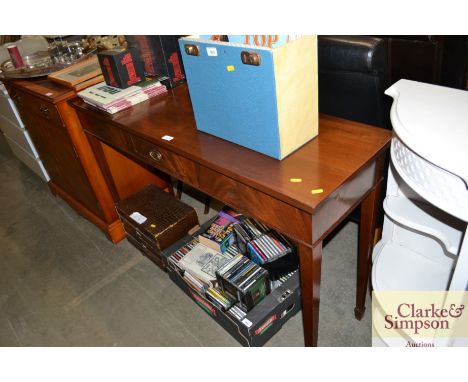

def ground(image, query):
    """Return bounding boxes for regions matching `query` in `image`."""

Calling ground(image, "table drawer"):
[131,134,199,187]
[197,165,312,244]
[7,87,63,126]
[78,112,134,153]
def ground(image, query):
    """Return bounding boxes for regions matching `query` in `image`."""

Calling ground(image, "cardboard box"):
[161,218,301,346]
[179,35,318,160]
[126,35,185,89]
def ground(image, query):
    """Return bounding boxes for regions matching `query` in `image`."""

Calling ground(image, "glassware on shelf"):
[48,40,85,66]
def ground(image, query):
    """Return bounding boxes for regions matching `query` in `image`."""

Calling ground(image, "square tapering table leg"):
[355,179,383,320]
[298,241,323,346]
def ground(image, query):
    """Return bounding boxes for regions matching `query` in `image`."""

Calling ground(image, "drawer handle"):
[40,106,49,115]
[148,149,163,162]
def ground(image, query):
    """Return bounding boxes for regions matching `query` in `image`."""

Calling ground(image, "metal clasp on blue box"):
[179,35,318,160]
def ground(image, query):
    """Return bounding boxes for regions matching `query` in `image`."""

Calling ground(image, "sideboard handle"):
[149,149,163,162]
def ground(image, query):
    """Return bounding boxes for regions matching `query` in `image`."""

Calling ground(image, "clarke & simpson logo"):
[372,291,468,347]
[384,303,465,334]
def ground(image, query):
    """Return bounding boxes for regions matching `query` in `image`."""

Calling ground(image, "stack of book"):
[77,78,167,114]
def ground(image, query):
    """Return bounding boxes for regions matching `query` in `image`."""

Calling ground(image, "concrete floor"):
[0,133,372,346]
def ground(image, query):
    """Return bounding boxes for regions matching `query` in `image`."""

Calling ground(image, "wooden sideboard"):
[72,84,392,346]
[3,77,170,243]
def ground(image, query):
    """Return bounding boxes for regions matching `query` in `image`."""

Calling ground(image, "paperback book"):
[177,242,233,287]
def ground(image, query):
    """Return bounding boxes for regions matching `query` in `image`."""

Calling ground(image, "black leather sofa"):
[318,35,391,130]
[317,35,468,129]
[317,35,391,229]
[381,35,444,86]
[378,35,468,90]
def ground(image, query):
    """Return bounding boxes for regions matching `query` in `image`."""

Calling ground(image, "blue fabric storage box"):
[179,35,318,160]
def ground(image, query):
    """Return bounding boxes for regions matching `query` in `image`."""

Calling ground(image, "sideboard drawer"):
[131,134,199,188]
[8,87,63,126]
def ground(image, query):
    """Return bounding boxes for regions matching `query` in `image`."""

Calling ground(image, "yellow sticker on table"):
[290,178,303,183]
[226,65,235,71]
[311,188,324,194]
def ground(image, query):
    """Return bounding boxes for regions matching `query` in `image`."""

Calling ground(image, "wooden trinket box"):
[116,184,199,269]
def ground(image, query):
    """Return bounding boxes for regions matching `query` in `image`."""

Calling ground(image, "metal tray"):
[0,49,96,79]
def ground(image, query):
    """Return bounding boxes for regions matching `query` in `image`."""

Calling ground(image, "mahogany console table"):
[72,85,391,346]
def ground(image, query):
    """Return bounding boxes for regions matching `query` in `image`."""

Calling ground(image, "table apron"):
[83,124,312,245]
[83,118,379,248]
[196,165,313,244]
[312,160,377,244]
